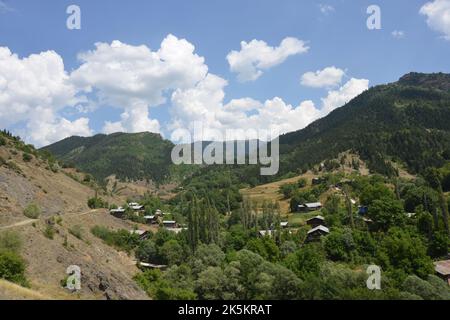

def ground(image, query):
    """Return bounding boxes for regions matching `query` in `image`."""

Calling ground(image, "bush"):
[0,250,28,286]
[69,225,83,240]
[22,153,33,162]
[87,197,108,209]
[23,204,41,219]
[91,226,139,252]
[43,225,55,240]
[0,231,22,253]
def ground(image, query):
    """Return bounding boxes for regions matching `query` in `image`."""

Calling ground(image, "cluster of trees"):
[42,132,175,184]
[128,171,450,300]
[91,226,140,253]
[87,196,109,209]
[0,231,28,287]
[279,178,307,199]
[0,130,59,171]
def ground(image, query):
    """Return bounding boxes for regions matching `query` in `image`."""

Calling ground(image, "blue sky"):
[0,0,449,146]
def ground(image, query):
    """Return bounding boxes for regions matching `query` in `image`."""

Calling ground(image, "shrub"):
[22,153,33,162]
[43,225,55,240]
[91,226,139,252]
[0,136,6,146]
[69,225,83,240]
[87,197,108,209]
[0,250,28,286]
[23,204,41,219]
[0,231,22,253]
[6,161,22,174]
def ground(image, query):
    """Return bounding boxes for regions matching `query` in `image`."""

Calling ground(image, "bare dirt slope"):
[0,146,99,226]
[13,210,148,300]
[0,138,148,300]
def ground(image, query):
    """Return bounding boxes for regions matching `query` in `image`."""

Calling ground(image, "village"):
[104,175,450,288]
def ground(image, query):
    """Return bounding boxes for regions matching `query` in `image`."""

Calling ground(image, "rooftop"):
[306,202,322,207]
[307,215,325,221]
[434,260,450,276]
[130,230,147,236]
[308,225,330,234]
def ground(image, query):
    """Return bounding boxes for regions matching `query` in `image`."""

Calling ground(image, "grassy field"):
[240,172,318,214]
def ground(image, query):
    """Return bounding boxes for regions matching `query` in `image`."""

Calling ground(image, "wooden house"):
[306,215,326,228]
[110,207,126,218]
[298,202,323,212]
[129,230,150,240]
[305,225,329,243]
[144,215,158,225]
[163,220,178,229]
[434,260,450,286]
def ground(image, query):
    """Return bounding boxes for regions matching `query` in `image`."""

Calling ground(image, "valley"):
[0,73,449,300]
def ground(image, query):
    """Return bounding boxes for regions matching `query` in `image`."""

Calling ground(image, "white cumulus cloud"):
[0,47,90,146]
[169,72,369,141]
[301,66,345,88]
[321,78,369,114]
[420,0,450,40]
[71,34,209,134]
[226,37,309,82]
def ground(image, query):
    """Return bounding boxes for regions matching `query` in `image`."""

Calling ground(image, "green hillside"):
[42,132,174,183]
[42,73,450,188]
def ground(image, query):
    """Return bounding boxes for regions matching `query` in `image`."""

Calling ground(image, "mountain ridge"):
[42,72,450,183]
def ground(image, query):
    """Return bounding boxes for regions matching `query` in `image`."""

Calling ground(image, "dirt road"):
[0,209,102,231]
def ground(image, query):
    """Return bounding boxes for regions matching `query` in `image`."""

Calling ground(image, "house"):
[258,230,275,238]
[155,209,163,216]
[166,228,187,234]
[280,222,289,229]
[362,217,374,224]
[130,204,144,211]
[163,220,178,229]
[138,262,168,271]
[129,230,150,240]
[110,207,126,218]
[434,260,450,286]
[298,202,323,212]
[306,215,326,228]
[144,215,158,224]
[305,225,330,242]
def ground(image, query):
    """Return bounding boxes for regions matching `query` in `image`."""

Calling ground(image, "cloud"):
[170,73,369,141]
[0,47,89,146]
[301,66,345,88]
[70,35,209,135]
[391,30,405,39]
[321,78,369,114]
[25,108,93,147]
[226,37,309,82]
[0,35,369,146]
[420,0,450,40]
[319,4,335,15]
